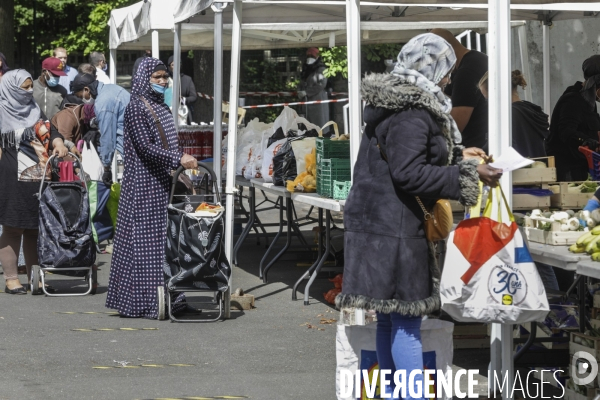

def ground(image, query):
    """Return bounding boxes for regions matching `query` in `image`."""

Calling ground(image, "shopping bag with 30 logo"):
[440,184,550,324]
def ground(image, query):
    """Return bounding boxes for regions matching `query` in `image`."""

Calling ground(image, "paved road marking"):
[56,311,119,315]
[93,363,196,370]
[136,397,248,400]
[72,328,159,332]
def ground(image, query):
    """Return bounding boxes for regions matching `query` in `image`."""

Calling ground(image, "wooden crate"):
[570,332,600,359]
[594,294,600,309]
[550,182,599,209]
[513,156,557,185]
[522,217,586,245]
[565,387,600,400]
[513,193,551,210]
[453,323,488,336]
[449,200,465,213]
[453,335,490,349]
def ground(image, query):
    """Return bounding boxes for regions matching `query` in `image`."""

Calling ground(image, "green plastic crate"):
[333,180,352,200]
[317,158,351,198]
[316,137,350,164]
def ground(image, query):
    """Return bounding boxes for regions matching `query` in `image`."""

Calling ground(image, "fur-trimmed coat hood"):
[361,73,458,166]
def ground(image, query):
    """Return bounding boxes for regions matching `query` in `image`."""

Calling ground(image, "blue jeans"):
[536,263,559,291]
[376,312,423,400]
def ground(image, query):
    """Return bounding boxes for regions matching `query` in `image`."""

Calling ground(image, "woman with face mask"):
[297,47,330,131]
[0,69,69,294]
[105,58,197,319]
[32,57,67,120]
[336,33,502,399]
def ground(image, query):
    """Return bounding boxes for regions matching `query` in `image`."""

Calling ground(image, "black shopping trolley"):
[32,153,97,296]
[160,164,231,322]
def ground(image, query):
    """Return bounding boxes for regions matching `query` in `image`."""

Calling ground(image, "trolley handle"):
[38,153,85,199]
[169,162,221,204]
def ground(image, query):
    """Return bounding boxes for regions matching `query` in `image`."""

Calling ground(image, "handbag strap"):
[376,138,432,221]
[138,96,169,150]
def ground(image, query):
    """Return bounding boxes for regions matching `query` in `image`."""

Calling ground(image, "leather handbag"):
[415,197,454,242]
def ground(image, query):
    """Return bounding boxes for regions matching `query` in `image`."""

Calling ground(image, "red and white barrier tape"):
[239,91,348,97]
[241,98,348,109]
[197,91,349,100]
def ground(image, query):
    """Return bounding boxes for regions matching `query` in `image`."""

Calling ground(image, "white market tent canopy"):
[109,0,600,51]
[108,2,600,398]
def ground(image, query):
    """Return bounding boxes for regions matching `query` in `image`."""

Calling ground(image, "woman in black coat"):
[336,33,502,398]
[546,55,600,181]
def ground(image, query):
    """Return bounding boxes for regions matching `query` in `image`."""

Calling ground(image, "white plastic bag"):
[440,186,550,324]
[335,319,454,400]
[81,141,103,181]
[291,137,316,175]
[272,106,299,134]
[236,118,273,177]
[261,138,286,183]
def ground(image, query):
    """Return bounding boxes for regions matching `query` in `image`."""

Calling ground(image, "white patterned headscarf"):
[392,33,461,142]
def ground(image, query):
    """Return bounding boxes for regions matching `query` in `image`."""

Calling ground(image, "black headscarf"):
[301,57,326,81]
[131,57,165,103]
[71,73,99,97]
[581,55,600,108]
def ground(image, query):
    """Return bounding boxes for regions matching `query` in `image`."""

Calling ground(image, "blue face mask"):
[102,63,108,72]
[151,83,166,94]
[46,73,60,87]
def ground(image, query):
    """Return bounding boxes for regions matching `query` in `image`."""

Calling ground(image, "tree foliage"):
[14,0,137,57]
[318,43,402,78]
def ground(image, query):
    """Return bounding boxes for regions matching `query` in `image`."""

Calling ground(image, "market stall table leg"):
[261,197,294,283]
[292,207,323,301]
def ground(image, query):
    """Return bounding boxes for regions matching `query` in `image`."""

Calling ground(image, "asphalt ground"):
[0,191,561,400]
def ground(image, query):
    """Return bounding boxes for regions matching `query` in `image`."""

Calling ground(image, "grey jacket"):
[299,64,329,129]
[33,79,67,121]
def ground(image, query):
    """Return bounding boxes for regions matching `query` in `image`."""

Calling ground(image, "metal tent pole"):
[152,30,160,59]
[223,0,243,319]
[213,3,226,192]
[109,47,118,182]
[172,23,182,126]
[346,0,361,179]
[518,25,533,102]
[488,1,514,398]
[542,23,551,114]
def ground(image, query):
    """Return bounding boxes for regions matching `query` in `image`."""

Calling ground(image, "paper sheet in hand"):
[489,147,534,172]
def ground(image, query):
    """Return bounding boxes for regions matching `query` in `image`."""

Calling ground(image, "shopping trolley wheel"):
[30,265,41,295]
[157,286,166,320]
[90,269,97,295]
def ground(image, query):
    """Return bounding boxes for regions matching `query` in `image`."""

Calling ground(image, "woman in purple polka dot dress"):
[105,57,197,318]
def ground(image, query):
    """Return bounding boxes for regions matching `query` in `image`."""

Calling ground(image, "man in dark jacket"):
[132,50,151,79]
[432,28,489,152]
[168,55,198,124]
[547,55,600,181]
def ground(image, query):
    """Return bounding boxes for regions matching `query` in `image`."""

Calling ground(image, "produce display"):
[548,181,598,194]
[569,223,600,260]
[527,209,600,231]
